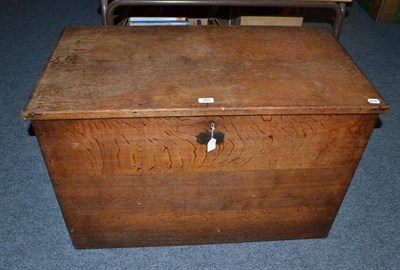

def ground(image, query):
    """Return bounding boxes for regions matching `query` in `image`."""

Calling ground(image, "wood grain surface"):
[33,114,377,248]
[22,26,388,120]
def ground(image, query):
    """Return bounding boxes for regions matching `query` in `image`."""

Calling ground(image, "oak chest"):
[22,26,388,248]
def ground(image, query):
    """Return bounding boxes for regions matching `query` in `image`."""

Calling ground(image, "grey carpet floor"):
[1,1,399,269]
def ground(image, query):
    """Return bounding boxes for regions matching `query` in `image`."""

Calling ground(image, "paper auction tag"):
[207,138,217,152]
[368,98,381,104]
[198,97,214,104]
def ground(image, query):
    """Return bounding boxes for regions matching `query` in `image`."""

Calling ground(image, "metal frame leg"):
[100,0,108,25]
[335,2,346,38]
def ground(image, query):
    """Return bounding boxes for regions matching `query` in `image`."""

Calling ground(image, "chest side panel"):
[33,114,377,248]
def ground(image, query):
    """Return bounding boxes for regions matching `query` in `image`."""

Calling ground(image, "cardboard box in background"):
[188,18,209,25]
[358,0,400,23]
[238,6,303,26]
[239,16,303,26]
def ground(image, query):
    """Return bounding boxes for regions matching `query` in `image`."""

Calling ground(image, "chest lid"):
[22,26,388,120]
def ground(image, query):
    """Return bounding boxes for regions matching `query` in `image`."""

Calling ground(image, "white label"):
[207,138,217,152]
[198,97,214,104]
[368,98,381,104]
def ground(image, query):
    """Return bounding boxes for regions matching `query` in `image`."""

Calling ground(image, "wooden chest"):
[22,26,388,248]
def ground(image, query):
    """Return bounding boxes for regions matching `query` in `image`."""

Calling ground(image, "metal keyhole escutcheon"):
[196,122,225,145]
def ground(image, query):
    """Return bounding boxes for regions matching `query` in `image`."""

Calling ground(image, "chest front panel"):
[33,114,376,248]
